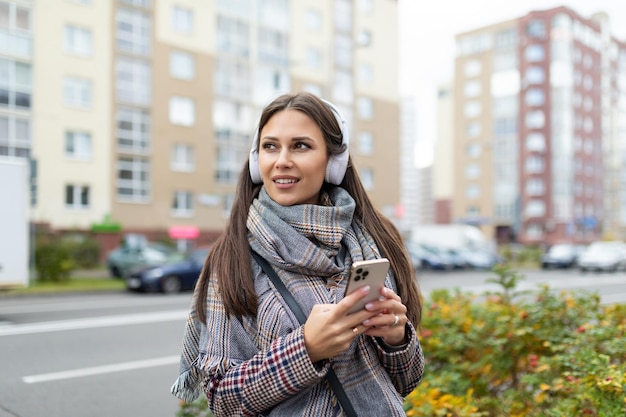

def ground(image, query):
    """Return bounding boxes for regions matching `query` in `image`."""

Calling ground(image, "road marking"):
[22,355,180,384]
[0,294,191,314]
[0,310,188,337]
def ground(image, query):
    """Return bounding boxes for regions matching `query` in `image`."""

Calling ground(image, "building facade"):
[1,0,402,253]
[452,6,626,246]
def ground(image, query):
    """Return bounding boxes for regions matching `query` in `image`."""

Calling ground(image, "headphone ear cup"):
[249,131,262,184]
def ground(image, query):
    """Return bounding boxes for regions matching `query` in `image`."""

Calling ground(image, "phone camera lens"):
[362,271,369,278]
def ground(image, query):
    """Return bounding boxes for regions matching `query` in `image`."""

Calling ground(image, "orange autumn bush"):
[404,264,626,416]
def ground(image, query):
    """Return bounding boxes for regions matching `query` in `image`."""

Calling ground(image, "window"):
[65,131,92,159]
[172,6,193,33]
[465,184,480,199]
[525,44,544,62]
[170,50,195,80]
[525,110,545,128]
[466,122,481,137]
[526,133,545,152]
[360,167,373,190]
[258,0,289,31]
[357,131,373,155]
[525,156,544,173]
[465,163,480,179]
[117,156,150,202]
[526,223,543,239]
[526,20,546,38]
[304,47,321,69]
[333,0,352,32]
[526,66,544,84]
[358,63,373,84]
[526,178,545,195]
[117,107,150,152]
[494,117,517,135]
[332,70,353,104]
[0,3,32,57]
[0,115,30,157]
[116,8,150,55]
[305,9,321,31]
[65,184,90,209]
[0,58,31,109]
[464,80,481,97]
[171,144,194,171]
[357,97,373,119]
[169,96,195,126]
[464,101,481,118]
[525,200,545,217]
[64,25,92,56]
[116,57,151,105]
[494,28,516,50]
[464,60,481,77]
[63,76,92,108]
[217,15,250,58]
[172,190,193,216]
[334,33,352,69]
[120,0,151,7]
[466,143,481,158]
[357,0,373,14]
[215,145,246,184]
[215,58,251,99]
[258,28,288,66]
[525,88,545,106]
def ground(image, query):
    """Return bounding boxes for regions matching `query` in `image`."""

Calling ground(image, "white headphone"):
[248,98,350,185]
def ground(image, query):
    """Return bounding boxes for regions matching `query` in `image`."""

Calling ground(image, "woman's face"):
[258,109,329,206]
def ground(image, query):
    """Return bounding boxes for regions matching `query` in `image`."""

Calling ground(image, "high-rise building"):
[451,6,626,246]
[1,0,402,253]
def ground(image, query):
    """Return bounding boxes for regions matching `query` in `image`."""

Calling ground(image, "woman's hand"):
[360,287,408,346]
[303,286,382,363]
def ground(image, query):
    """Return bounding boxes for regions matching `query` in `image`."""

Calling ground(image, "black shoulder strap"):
[250,251,357,417]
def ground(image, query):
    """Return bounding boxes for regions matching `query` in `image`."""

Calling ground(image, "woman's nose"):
[275,148,293,168]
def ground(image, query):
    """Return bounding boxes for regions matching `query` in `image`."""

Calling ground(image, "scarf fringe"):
[170,368,203,402]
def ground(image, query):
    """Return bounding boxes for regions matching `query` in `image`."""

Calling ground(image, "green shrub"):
[65,235,101,268]
[35,239,75,282]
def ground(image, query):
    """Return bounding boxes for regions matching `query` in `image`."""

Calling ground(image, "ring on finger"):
[352,327,359,335]
[391,314,399,327]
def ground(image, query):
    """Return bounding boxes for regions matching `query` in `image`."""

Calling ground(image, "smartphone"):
[345,258,390,314]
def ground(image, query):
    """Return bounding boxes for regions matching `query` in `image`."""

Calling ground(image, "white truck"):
[409,224,490,250]
[0,157,30,288]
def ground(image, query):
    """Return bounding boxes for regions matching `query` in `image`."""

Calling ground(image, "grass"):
[0,274,125,296]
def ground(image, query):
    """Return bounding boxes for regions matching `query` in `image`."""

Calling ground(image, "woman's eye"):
[261,142,276,150]
[294,142,310,150]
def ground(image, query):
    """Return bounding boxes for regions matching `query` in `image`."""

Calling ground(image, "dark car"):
[126,247,210,294]
[541,243,583,269]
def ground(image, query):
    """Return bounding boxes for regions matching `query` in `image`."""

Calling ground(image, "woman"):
[172,92,424,416]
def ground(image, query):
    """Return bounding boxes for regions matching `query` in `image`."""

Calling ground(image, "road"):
[0,268,625,417]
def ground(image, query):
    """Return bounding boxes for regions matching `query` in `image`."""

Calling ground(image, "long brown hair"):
[194,92,422,326]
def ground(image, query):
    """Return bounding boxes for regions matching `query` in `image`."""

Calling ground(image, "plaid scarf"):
[171,186,381,403]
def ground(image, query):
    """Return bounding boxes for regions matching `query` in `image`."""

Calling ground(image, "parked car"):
[106,241,183,278]
[452,248,500,270]
[578,241,626,272]
[126,246,210,293]
[407,243,453,271]
[541,243,584,269]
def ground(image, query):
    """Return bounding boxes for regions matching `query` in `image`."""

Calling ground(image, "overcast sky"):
[398,0,626,166]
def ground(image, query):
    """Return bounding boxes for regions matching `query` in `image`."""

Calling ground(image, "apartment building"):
[451,6,626,246]
[1,0,402,252]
